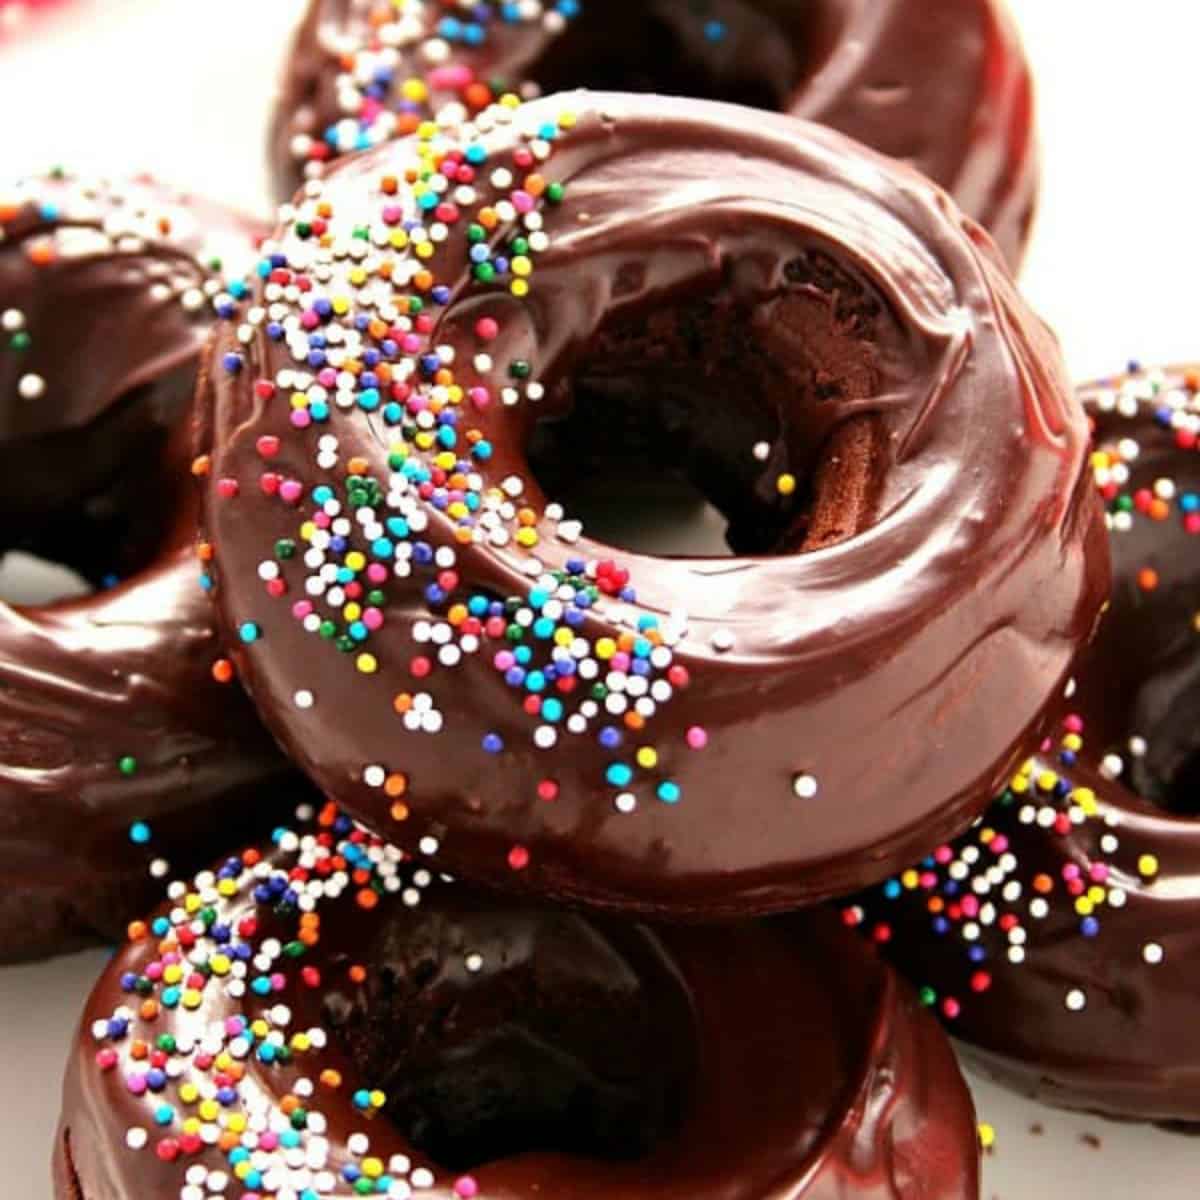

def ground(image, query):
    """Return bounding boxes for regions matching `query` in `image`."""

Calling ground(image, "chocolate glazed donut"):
[0,171,264,583]
[0,174,310,961]
[198,94,1104,917]
[847,364,1200,1121]
[55,806,981,1200]
[270,0,1037,267]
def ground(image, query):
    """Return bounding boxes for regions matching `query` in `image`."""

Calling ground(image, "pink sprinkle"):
[685,726,708,750]
[313,512,331,529]
[363,608,384,631]
[366,564,388,584]
[611,652,631,672]
[990,835,1009,854]
[300,310,320,330]
[934,845,953,864]
[258,1132,279,1152]
[290,410,312,430]
[429,64,474,89]
[494,650,515,671]
[279,479,303,504]
[475,317,499,341]
[318,368,338,388]
[126,1075,147,1096]
[292,600,314,620]
[96,1049,118,1071]
[454,1177,480,1198]
[270,973,286,992]
[512,190,535,213]
[1089,864,1110,883]
[960,896,980,918]
[1064,714,1085,734]
[1062,863,1081,881]
[401,333,422,354]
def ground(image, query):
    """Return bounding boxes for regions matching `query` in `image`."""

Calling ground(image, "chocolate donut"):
[55,804,981,1199]
[847,363,1200,1120]
[197,93,1104,916]
[0,170,260,583]
[270,0,1037,267]
[0,173,310,962]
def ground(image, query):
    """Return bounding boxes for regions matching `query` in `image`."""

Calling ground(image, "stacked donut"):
[0,1,1175,1196]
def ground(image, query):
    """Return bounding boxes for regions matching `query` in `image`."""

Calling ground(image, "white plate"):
[2,1,1199,1195]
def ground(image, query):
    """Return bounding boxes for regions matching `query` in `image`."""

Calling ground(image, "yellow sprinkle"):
[357,653,379,675]
[291,1032,312,1053]
[184,894,201,914]
[636,747,658,769]
[1074,897,1093,917]
[182,989,202,1010]
[251,1020,269,1039]
[511,255,532,277]
[1072,786,1098,816]
[290,392,309,410]
[209,954,231,977]
[901,869,919,890]
[776,473,797,496]
[217,878,238,897]
[1087,885,1106,905]
[558,111,577,128]
[1138,854,1160,878]
[343,603,362,622]
[390,230,409,250]
[163,964,183,985]
[226,1113,247,1134]
[1062,733,1083,752]
[345,551,366,571]
[369,1089,387,1109]
[1036,769,1058,792]
[978,1122,996,1150]
[515,527,539,547]
[401,78,429,103]
[199,1100,219,1122]
[179,1084,199,1105]
[331,296,350,315]
[596,638,616,660]
[1010,774,1030,795]
[363,1158,385,1179]
[510,278,530,297]
[415,241,435,260]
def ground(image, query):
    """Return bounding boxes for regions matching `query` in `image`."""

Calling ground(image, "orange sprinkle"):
[347,456,370,475]
[1138,568,1160,591]
[26,240,54,266]
[280,1095,301,1115]
[128,921,149,942]
[356,888,380,911]
[393,692,413,714]
[320,1069,343,1089]
[390,801,410,822]
[1033,873,1054,894]
[140,1000,159,1021]
[191,455,212,477]
[348,964,367,984]
[380,176,398,195]
[196,541,214,563]
[524,173,546,196]
[211,659,235,684]
[384,772,408,797]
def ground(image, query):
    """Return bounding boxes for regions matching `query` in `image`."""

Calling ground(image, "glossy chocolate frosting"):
[56,810,980,1199]
[0,513,309,962]
[849,364,1200,1120]
[0,173,310,961]
[270,0,1037,266]
[199,92,1105,917]
[0,171,262,583]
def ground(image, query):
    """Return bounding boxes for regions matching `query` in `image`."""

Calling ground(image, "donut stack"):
[0,2,1184,1197]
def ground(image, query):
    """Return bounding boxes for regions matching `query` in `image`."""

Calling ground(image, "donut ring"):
[198,93,1103,917]
[56,805,981,1200]
[270,0,1037,267]
[0,173,308,961]
[0,172,261,584]
[847,363,1200,1120]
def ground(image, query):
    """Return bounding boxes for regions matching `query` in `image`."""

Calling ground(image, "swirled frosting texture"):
[270,0,1037,266]
[849,365,1200,1120]
[56,810,980,1199]
[199,93,1104,916]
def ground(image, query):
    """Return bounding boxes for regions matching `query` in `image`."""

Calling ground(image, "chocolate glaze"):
[850,364,1200,1121]
[200,93,1105,917]
[56,813,980,1199]
[0,173,311,961]
[0,171,263,583]
[270,0,1037,267]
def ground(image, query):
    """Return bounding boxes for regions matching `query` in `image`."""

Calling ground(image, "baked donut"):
[0,173,309,962]
[847,363,1200,1120]
[271,0,1037,267]
[197,93,1104,916]
[0,170,259,584]
[55,804,981,1200]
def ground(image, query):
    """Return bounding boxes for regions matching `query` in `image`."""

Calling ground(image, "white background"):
[1,1,1198,1195]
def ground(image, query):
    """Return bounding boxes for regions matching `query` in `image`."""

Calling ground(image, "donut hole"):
[528,253,885,556]
[324,900,697,1172]
[527,0,834,113]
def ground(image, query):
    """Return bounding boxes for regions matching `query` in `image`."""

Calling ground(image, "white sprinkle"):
[294,690,314,709]
[792,773,819,799]
[17,373,45,399]
[710,628,735,652]
[1065,988,1087,1012]
[1143,942,1165,965]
